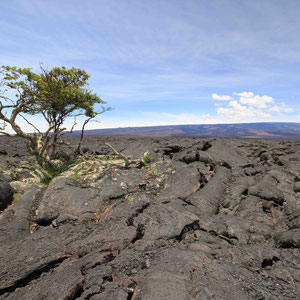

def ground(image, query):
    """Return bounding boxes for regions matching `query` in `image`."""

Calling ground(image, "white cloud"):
[233,91,254,98]
[268,102,294,113]
[269,106,280,113]
[212,93,232,101]
[240,94,274,108]
[217,101,270,122]
[214,91,293,122]
[233,91,275,108]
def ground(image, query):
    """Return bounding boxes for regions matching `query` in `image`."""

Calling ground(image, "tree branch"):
[7,107,34,140]
[60,114,80,136]
[75,107,112,155]
[19,114,41,134]
[0,131,13,137]
[75,116,92,155]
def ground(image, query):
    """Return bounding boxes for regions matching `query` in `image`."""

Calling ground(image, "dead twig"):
[102,139,130,167]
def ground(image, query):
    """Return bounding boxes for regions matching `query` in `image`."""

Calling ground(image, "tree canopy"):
[0,65,107,168]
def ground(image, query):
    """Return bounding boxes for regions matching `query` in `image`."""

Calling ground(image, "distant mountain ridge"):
[71,122,300,138]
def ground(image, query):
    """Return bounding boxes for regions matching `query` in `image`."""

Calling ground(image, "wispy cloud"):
[212,93,232,101]
[142,112,212,125]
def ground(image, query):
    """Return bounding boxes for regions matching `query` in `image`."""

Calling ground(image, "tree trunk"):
[27,136,52,169]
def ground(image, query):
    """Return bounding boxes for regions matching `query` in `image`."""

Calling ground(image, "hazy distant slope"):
[72,122,300,138]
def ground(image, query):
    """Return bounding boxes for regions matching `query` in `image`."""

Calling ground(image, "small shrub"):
[67,157,77,166]
[143,153,156,164]
[42,166,62,186]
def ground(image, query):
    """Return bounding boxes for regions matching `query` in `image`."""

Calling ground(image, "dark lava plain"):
[0,135,300,300]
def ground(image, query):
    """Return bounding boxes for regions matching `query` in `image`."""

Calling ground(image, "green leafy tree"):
[0,65,108,168]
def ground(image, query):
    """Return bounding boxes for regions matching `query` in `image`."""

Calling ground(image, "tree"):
[0,65,108,169]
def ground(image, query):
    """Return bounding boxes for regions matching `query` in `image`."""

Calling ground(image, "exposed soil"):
[0,135,300,300]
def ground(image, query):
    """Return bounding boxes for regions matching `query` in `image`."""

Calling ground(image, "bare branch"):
[75,116,92,155]
[0,119,8,131]
[5,107,34,140]
[19,114,41,134]
[0,95,14,104]
[69,116,78,133]
[0,104,15,109]
[41,111,49,123]
[74,107,111,155]
[0,131,14,137]
[103,139,130,167]
[60,114,80,136]
[43,124,56,137]
[0,110,10,124]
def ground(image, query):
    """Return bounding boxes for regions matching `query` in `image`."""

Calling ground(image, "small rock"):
[275,157,287,166]
[194,230,203,239]
[293,182,300,193]
[0,171,11,182]
[248,176,285,205]
[260,152,271,161]
[0,150,8,155]
[145,259,151,268]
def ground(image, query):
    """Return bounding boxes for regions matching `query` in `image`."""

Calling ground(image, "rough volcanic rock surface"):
[0,136,300,299]
[0,180,13,211]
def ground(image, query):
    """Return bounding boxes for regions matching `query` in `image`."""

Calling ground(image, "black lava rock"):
[0,180,14,210]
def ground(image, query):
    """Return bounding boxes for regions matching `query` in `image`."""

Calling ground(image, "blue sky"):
[1,0,300,132]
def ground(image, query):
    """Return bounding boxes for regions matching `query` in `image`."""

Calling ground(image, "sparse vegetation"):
[144,164,164,177]
[125,195,135,202]
[41,167,62,186]
[67,157,78,166]
[69,170,80,180]
[13,192,21,203]
[145,164,158,175]
[95,199,111,222]
[143,153,156,164]
[154,193,168,201]
[98,155,110,161]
